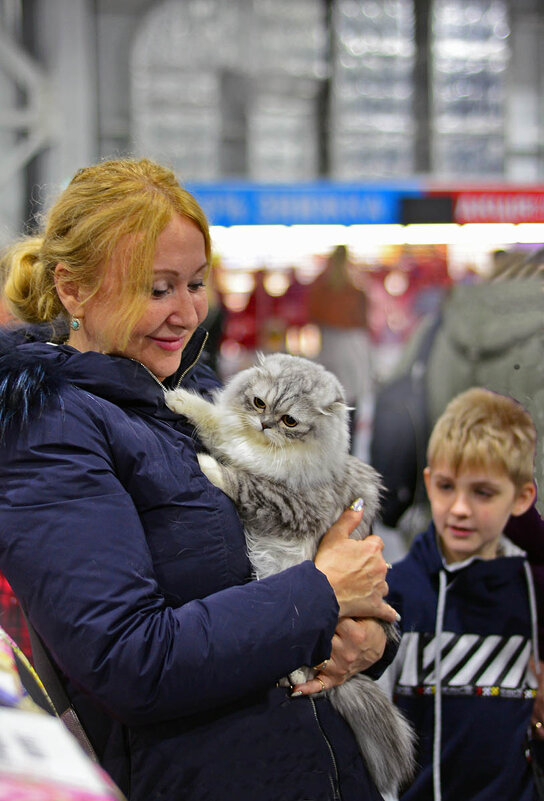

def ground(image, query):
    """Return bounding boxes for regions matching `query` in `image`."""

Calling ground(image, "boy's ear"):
[423,466,432,497]
[511,481,537,517]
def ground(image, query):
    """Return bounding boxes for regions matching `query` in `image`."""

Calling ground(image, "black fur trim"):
[0,327,67,440]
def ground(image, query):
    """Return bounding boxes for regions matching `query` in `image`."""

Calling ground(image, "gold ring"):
[536,721,543,729]
[313,659,329,671]
[316,677,326,692]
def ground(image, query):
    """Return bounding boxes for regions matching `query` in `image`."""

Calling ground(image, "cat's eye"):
[281,415,298,427]
[253,397,266,410]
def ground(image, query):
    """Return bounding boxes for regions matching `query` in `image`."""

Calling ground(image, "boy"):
[378,387,539,801]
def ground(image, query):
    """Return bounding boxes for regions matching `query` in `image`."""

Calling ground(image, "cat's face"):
[221,354,349,451]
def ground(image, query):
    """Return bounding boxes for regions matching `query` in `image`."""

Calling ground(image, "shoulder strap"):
[412,312,443,499]
[21,609,99,762]
[415,312,443,364]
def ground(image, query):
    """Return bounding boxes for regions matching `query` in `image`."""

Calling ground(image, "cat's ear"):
[255,351,267,367]
[321,399,349,416]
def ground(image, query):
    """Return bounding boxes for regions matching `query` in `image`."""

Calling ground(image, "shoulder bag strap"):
[21,609,99,762]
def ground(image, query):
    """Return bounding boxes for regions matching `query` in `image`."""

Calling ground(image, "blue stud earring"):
[70,317,81,331]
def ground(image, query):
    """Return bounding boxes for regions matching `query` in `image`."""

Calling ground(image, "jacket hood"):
[0,323,209,438]
[408,525,444,574]
[442,279,544,359]
[410,523,527,578]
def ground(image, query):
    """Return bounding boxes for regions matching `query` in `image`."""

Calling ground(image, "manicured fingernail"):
[395,612,402,622]
[290,690,303,698]
[349,498,364,512]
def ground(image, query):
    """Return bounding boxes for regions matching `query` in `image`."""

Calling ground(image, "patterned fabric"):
[0,573,32,663]
[399,630,536,689]
[395,631,537,699]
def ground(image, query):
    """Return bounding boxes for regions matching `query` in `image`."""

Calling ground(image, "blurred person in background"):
[308,244,374,454]
[200,255,226,373]
[426,246,544,514]
[371,246,544,539]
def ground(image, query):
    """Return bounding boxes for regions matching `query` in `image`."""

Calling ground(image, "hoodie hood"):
[442,278,544,359]
[409,521,527,574]
[0,323,210,438]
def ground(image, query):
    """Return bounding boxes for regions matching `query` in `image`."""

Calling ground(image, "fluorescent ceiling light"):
[210,222,544,268]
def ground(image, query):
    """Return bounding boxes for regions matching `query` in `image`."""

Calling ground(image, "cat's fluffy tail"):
[328,675,416,796]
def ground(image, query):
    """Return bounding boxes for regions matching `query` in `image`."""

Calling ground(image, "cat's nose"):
[261,421,271,430]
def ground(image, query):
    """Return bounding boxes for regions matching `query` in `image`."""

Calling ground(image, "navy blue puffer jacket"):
[0,326,385,801]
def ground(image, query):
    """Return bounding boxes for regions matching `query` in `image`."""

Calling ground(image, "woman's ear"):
[54,263,84,317]
[512,481,537,517]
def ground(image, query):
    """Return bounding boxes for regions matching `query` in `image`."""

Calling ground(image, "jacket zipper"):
[309,697,342,801]
[176,330,208,387]
[132,330,209,391]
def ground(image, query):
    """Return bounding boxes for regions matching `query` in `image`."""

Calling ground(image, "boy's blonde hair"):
[427,387,536,489]
[1,158,210,350]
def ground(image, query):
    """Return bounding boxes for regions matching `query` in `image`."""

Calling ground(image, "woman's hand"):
[314,502,398,621]
[291,618,387,696]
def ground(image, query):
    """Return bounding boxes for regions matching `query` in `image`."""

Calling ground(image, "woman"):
[0,158,398,801]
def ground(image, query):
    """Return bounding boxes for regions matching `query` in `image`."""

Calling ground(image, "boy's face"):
[424,462,535,564]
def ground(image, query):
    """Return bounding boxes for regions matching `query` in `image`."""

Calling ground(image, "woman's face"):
[72,214,209,381]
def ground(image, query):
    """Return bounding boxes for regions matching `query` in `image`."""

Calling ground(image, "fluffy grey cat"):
[165,352,414,795]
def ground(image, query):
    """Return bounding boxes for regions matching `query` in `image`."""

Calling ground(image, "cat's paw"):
[288,667,314,686]
[197,453,225,490]
[164,388,195,417]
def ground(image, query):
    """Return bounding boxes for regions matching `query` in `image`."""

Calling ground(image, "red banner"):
[428,187,544,224]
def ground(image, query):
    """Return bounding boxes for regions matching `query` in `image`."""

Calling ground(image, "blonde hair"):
[1,158,210,349]
[427,387,536,489]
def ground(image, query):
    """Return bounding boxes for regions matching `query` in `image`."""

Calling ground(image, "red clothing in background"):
[0,572,32,662]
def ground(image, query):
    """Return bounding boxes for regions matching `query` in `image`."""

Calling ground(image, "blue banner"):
[184,181,423,226]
